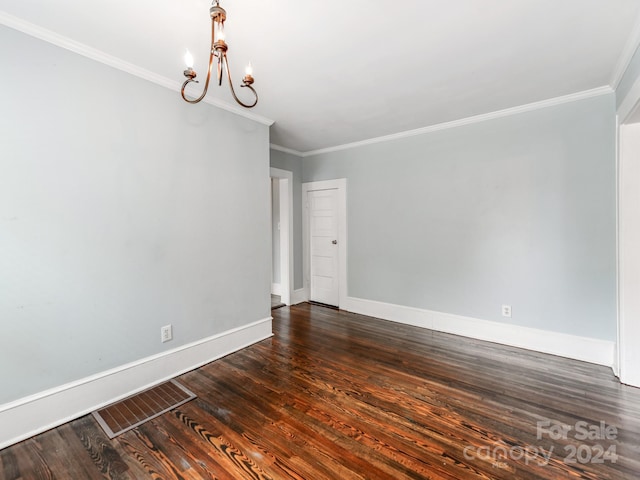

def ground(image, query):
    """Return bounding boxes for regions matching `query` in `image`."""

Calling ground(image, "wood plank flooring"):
[1,303,639,479]
[271,295,285,310]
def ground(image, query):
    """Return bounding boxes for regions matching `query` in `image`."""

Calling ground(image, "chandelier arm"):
[180,1,257,108]
[222,55,258,108]
[180,48,217,104]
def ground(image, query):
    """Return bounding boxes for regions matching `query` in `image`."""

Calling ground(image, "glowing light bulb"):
[245,63,253,76]
[184,49,194,69]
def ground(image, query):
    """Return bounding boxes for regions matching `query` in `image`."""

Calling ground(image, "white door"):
[309,189,339,306]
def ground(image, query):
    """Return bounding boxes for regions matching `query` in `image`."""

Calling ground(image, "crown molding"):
[269,143,304,157]
[610,9,640,89]
[301,86,614,157]
[0,11,274,127]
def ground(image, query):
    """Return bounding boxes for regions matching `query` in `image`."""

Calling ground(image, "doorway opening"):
[270,168,293,306]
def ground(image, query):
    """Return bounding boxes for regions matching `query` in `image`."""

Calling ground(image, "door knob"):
[332,240,338,245]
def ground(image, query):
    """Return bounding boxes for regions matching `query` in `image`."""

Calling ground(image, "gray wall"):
[303,94,617,341]
[617,43,640,109]
[0,27,271,404]
[270,149,304,290]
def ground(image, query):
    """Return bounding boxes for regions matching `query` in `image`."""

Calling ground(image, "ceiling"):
[1,0,640,154]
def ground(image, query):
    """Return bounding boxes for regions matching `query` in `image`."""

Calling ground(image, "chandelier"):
[181,0,258,108]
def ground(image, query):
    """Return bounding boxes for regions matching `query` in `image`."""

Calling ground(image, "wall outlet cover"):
[161,325,173,343]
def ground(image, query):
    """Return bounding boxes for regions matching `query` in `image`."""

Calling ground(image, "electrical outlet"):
[502,305,512,318]
[161,324,173,343]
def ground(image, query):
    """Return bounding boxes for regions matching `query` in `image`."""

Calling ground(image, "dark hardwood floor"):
[2,303,640,479]
[271,295,285,310]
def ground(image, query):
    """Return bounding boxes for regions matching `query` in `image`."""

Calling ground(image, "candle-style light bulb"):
[242,61,255,86]
[216,22,226,42]
[184,49,194,69]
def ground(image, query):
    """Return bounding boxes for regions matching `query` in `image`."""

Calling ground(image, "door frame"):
[270,168,293,306]
[303,179,347,308]
[617,70,640,387]
[617,120,640,387]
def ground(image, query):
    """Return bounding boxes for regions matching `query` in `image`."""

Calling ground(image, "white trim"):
[342,297,615,368]
[301,87,613,157]
[269,144,304,157]
[613,115,621,379]
[270,168,294,306]
[0,317,273,450]
[302,179,348,308]
[271,283,282,296]
[0,11,274,127]
[617,123,640,387]
[610,10,640,89]
[291,288,308,305]
[617,73,640,123]
[612,343,620,378]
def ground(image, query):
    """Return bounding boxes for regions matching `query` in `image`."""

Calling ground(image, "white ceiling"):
[2,0,640,153]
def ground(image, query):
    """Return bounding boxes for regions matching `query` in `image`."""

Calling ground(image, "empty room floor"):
[1,303,639,479]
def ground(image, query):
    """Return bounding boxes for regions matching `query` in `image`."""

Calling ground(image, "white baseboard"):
[0,317,273,450]
[342,297,614,367]
[291,288,308,305]
[611,343,620,378]
[271,283,282,296]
